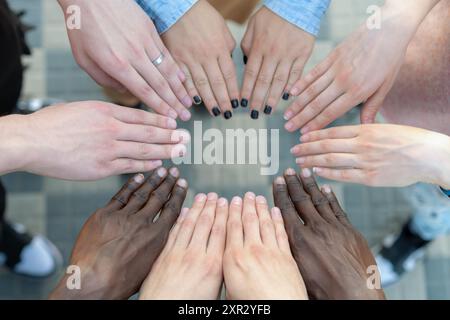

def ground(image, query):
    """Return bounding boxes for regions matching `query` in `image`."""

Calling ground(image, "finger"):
[295,153,360,169]
[290,139,356,157]
[284,72,335,131]
[189,193,218,250]
[265,61,292,114]
[290,52,335,97]
[283,57,307,99]
[114,141,187,160]
[116,125,188,145]
[137,167,180,221]
[125,167,167,212]
[131,59,191,122]
[272,176,303,228]
[283,168,322,225]
[300,126,360,143]
[301,93,357,134]
[312,167,368,185]
[298,168,336,223]
[271,207,291,253]
[101,62,178,119]
[78,56,125,92]
[180,63,201,105]
[110,159,162,176]
[203,61,233,118]
[156,178,188,228]
[164,207,189,250]
[226,196,244,248]
[249,57,278,117]
[218,54,240,112]
[242,192,261,244]
[240,54,263,109]
[255,196,277,247]
[190,63,221,117]
[207,197,229,254]
[321,184,351,226]
[111,105,177,129]
[107,173,145,211]
[174,193,207,249]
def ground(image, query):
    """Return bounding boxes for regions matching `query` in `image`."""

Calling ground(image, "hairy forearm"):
[0,115,31,175]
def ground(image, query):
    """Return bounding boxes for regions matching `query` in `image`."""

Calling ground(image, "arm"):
[0,115,29,175]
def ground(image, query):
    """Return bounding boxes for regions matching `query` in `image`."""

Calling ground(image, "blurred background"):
[1,0,449,299]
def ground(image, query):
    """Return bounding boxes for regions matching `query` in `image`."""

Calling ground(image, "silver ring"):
[152,52,164,66]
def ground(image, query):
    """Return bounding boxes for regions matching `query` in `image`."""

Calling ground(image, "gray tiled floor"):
[1,0,449,300]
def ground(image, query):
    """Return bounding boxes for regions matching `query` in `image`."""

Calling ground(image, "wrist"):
[421,131,450,188]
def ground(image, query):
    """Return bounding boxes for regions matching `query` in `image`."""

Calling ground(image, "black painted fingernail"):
[282,93,290,101]
[212,107,221,117]
[224,111,232,119]
[193,96,202,105]
[231,99,239,109]
[241,98,248,108]
[243,55,248,64]
[250,110,259,119]
[264,105,272,115]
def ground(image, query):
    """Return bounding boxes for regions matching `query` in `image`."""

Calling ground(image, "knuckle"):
[256,74,271,86]
[244,67,257,78]
[194,77,209,88]
[138,143,152,158]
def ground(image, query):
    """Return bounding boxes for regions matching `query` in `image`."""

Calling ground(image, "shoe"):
[0,222,61,277]
[375,220,430,287]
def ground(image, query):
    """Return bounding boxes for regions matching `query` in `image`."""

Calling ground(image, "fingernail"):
[302,168,311,178]
[218,197,228,207]
[243,55,248,64]
[284,110,293,120]
[157,167,167,177]
[290,146,299,154]
[212,107,221,117]
[285,122,294,131]
[232,196,242,205]
[195,193,207,202]
[180,110,191,121]
[250,110,259,119]
[182,96,193,108]
[300,134,309,142]
[241,99,248,108]
[272,207,282,218]
[224,111,232,120]
[193,96,202,105]
[322,184,331,194]
[301,127,310,134]
[167,118,177,129]
[275,176,286,185]
[256,196,266,204]
[168,110,178,119]
[180,207,189,217]
[282,93,290,101]
[313,167,322,174]
[133,173,145,183]
[296,157,305,164]
[231,99,239,109]
[207,192,218,200]
[169,167,179,177]
[245,192,255,199]
[177,178,188,188]
[290,87,300,96]
[264,105,272,115]
[285,168,296,176]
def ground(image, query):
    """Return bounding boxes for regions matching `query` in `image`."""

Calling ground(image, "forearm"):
[0,115,30,175]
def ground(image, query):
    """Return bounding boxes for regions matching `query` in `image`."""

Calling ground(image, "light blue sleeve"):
[264,0,330,36]
[135,0,198,34]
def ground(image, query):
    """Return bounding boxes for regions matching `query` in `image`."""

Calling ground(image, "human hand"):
[140,193,228,300]
[5,102,189,180]
[49,168,188,299]
[162,0,239,119]
[273,168,385,300]
[223,193,307,300]
[241,7,314,119]
[284,1,439,133]
[291,124,450,188]
[58,0,192,121]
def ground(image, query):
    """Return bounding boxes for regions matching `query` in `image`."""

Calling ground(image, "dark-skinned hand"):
[49,167,188,300]
[273,168,385,300]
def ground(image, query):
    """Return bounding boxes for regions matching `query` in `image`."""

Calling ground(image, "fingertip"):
[321,184,332,194]
[176,178,188,188]
[284,168,296,176]
[274,176,286,185]
[301,168,312,178]
[218,197,228,207]
[195,193,207,202]
[245,192,256,200]
[255,195,267,204]
[271,207,282,219]
[231,196,242,205]
[207,192,218,201]
[133,173,145,184]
